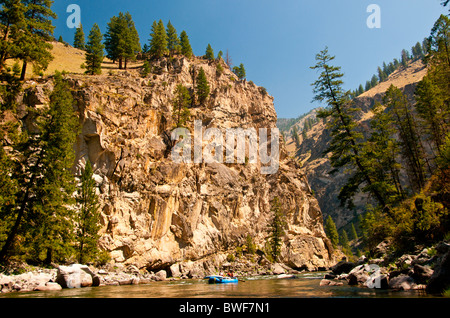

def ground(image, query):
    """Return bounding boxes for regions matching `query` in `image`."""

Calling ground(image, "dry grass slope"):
[7,41,144,79]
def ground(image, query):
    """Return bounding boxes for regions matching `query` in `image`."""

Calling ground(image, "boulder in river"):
[56,264,100,289]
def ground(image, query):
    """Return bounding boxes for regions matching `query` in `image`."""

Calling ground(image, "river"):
[0,272,433,298]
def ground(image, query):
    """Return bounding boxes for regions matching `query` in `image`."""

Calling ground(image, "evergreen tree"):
[18,0,57,80]
[73,24,85,50]
[121,12,140,69]
[0,0,27,71]
[76,160,100,264]
[166,20,180,56]
[149,19,168,59]
[0,61,22,111]
[362,102,405,204]
[85,23,104,75]
[246,234,256,254]
[0,130,19,253]
[427,15,450,68]
[412,42,424,59]
[415,15,450,159]
[104,15,121,63]
[311,47,388,212]
[324,215,339,248]
[383,85,427,192]
[292,126,301,147]
[340,230,351,251]
[205,43,214,60]
[401,49,410,68]
[179,30,193,58]
[267,197,286,262]
[0,72,79,263]
[357,84,364,96]
[377,66,387,82]
[351,223,358,241]
[370,74,379,87]
[172,84,191,128]
[415,75,449,157]
[233,63,246,80]
[196,67,210,105]
[104,12,140,69]
[29,72,79,263]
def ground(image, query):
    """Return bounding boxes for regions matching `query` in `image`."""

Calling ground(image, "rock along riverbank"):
[320,240,450,296]
[0,258,298,295]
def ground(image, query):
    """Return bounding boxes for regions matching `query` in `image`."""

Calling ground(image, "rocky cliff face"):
[22,55,334,275]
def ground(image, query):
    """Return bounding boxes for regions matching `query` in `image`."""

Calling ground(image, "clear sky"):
[52,1,447,118]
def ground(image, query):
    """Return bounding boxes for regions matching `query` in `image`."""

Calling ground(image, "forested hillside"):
[287,14,449,260]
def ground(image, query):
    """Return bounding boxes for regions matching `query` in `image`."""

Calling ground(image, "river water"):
[0,272,433,298]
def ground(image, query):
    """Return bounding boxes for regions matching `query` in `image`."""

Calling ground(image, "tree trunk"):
[0,146,45,263]
[0,187,30,262]
[20,60,27,81]
[44,248,53,265]
[119,57,123,69]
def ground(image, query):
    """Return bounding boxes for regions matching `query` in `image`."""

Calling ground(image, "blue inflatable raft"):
[206,276,238,284]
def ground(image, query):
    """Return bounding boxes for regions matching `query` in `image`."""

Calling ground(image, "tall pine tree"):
[324,216,339,248]
[205,43,214,60]
[19,0,57,80]
[0,72,79,263]
[311,47,389,213]
[383,85,427,192]
[76,160,100,264]
[267,197,286,262]
[104,12,140,69]
[196,67,210,105]
[416,15,450,158]
[166,20,180,57]
[73,24,86,50]
[0,0,27,71]
[179,30,193,58]
[149,20,168,59]
[85,23,104,75]
[172,84,191,128]
[362,102,405,204]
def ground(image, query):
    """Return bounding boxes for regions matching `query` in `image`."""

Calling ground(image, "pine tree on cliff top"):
[149,19,168,59]
[166,20,180,56]
[19,0,57,80]
[104,12,141,69]
[179,30,193,58]
[85,23,104,75]
[205,43,214,60]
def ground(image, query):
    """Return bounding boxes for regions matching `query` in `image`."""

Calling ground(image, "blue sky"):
[52,1,446,118]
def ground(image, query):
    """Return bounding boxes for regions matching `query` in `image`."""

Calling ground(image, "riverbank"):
[320,240,450,296]
[0,259,297,295]
[2,240,449,296]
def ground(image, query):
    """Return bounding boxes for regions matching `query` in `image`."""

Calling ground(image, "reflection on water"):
[1,272,433,298]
